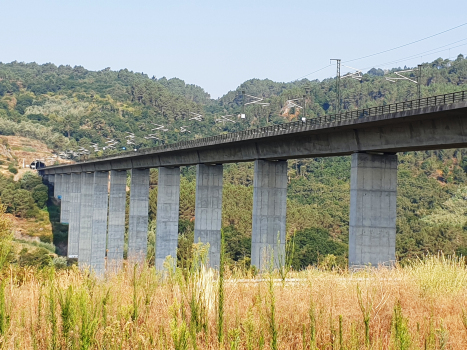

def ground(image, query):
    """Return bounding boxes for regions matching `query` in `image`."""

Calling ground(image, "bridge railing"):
[78,90,466,163]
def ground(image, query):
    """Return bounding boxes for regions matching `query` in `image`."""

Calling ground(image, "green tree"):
[32,184,49,208]
[20,172,43,191]
[1,187,37,218]
[291,228,347,269]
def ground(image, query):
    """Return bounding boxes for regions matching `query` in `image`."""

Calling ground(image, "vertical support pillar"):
[90,171,109,275]
[60,174,71,224]
[349,153,397,267]
[128,168,149,263]
[251,160,288,270]
[54,174,62,199]
[107,170,127,271]
[155,167,181,270]
[78,172,94,269]
[47,174,54,188]
[67,173,81,258]
[194,164,223,268]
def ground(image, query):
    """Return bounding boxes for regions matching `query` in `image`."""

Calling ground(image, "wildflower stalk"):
[218,229,225,346]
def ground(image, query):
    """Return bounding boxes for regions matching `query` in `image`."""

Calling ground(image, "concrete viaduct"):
[40,91,467,274]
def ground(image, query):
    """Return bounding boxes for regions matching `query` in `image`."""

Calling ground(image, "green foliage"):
[291,228,347,269]
[222,225,251,262]
[392,301,411,350]
[32,184,49,208]
[1,187,37,218]
[7,164,17,174]
[0,281,9,336]
[0,204,12,272]
[20,172,43,190]
[50,256,68,269]
[18,247,53,268]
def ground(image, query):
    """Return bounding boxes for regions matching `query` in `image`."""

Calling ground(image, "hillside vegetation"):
[1,56,467,267]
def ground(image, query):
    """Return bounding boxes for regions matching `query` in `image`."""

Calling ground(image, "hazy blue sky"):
[2,0,467,98]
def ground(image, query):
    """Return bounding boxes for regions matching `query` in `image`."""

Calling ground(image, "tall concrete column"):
[194,164,223,268]
[107,170,127,271]
[90,171,109,275]
[78,172,94,269]
[251,160,288,270]
[155,167,181,270]
[349,153,397,267]
[54,174,62,199]
[60,174,71,224]
[47,174,55,189]
[67,173,82,258]
[128,168,150,263]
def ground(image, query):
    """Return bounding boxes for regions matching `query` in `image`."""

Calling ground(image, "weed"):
[392,300,411,350]
[357,284,372,348]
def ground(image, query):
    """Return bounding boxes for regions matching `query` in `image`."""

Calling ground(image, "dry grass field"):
[0,252,467,350]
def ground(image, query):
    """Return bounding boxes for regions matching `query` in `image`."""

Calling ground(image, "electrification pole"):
[303,86,310,121]
[417,64,422,99]
[241,90,245,118]
[303,95,306,121]
[330,59,341,113]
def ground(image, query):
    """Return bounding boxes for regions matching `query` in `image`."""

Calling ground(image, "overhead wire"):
[293,22,467,82]
[349,38,467,73]
[294,64,332,81]
[343,22,467,63]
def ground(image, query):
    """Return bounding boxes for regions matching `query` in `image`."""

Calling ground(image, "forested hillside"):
[1,55,467,268]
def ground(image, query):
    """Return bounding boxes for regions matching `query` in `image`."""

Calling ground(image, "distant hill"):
[1,55,466,158]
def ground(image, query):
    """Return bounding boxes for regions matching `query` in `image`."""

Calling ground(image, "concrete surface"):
[90,171,109,275]
[251,160,288,270]
[107,170,127,271]
[78,172,94,269]
[348,153,397,267]
[155,167,181,270]
[128,168,149,263]
[194,164,223,268]
[67,173,81,258]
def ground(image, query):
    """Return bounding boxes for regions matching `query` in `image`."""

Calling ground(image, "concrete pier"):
[90,171,109,275]
[251,160,288,270]
[155,167,181,270]
[107,170,127,270]
[128,168,150,263]
[348,153,397,267]
[78,172,94,269]
[67,173,81,258]
[60,174,71,224]
[47,174,55,190]
[194,164,223,268]
[54,173,61,199]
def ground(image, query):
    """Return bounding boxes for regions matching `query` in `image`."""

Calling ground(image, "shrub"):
[8,165,17,174]
[18,247,53,268]
[50,256,67,269]
[0,204,12,271]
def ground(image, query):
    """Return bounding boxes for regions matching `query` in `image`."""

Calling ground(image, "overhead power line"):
[344,22,467,63]
[295,64,332,81]
[359,41,467,71]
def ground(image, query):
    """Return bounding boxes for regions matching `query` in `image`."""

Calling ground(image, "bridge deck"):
[43,91,467,174]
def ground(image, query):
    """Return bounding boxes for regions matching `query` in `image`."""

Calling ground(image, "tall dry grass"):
[0,253,467,349]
